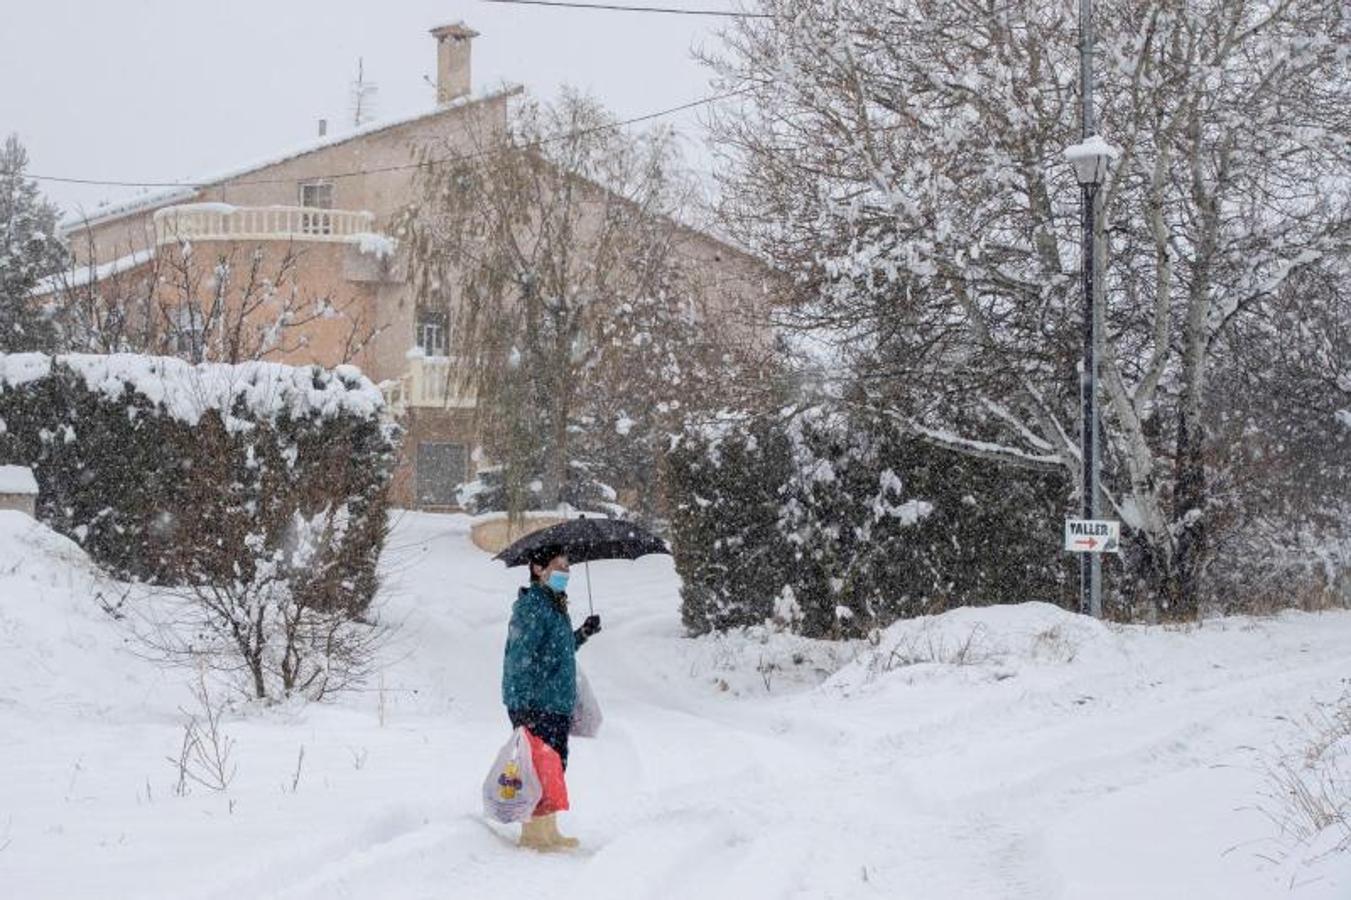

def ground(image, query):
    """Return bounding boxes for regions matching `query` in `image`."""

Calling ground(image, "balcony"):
[152,203,378,246]
[380,350,477,415]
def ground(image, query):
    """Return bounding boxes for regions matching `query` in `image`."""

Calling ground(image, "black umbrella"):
[495,515,670,614]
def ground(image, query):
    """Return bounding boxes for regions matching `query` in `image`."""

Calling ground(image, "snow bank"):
[681,624,857,697]
[0,352,384,427]
[673,603,1117,701]
[0,511,172,719]
[827,601,1118,693]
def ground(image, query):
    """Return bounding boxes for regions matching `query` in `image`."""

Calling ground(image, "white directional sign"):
[1064,519,1120,554]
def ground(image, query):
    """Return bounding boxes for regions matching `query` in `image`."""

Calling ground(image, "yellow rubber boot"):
[543,813,580,849]
[519,816,554,850]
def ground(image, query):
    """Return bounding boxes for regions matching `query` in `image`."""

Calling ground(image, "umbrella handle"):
[585,559,594,617]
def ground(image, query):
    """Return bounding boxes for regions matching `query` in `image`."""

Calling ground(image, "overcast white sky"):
[0,0,730,220]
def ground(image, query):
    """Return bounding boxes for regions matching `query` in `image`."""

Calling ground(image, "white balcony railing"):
[153,203,376,246]
[381,350,477,415]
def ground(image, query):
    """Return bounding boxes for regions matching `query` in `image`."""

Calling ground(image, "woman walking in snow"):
[502,543,602,850]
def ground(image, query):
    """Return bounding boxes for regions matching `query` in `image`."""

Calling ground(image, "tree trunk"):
[1168,405,1206,620]
[540,382,571,508]
[538,322,574,509]
[250,608,269,699]
[248,651,267,700]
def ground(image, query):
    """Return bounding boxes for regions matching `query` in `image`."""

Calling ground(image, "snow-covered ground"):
[1,509,1347,899]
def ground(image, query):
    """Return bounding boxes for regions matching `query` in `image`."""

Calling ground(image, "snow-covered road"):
[1,510,1347,899]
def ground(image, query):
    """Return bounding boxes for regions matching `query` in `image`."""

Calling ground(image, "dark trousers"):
[508,708,571,771]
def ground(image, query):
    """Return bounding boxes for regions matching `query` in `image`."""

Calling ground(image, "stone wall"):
[0,495,35,517]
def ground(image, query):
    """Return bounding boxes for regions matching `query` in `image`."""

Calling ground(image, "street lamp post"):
[1064,0,1118,619]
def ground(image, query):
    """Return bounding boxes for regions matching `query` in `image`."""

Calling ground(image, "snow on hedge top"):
[0,465,38,495]
[0,353,383,426]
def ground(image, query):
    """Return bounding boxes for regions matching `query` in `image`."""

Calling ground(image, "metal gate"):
[416,442,468,507]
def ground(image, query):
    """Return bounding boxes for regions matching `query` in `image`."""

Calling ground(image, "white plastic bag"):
[482,727,542,823]
[570,667,603,738]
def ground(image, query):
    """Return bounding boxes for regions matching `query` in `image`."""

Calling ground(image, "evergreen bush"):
[667,404,1072,638]
[0,353,395,620]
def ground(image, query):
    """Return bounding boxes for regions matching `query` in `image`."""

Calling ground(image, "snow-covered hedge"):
[667,405,1072,639]
[0,352,396,615]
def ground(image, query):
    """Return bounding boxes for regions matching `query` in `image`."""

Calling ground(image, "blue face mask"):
[547,571,570,593]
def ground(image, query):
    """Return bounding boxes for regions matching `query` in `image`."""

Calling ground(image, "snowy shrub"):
[1257,691,1351,861]
[167,671,238,796]
[667,404,1071,639]
[869,623,995,672]
[148,510,390,701]
[0,352,396,700]
[1199,269,1351,616]
[0,352,395,606]
[668,411,795,635]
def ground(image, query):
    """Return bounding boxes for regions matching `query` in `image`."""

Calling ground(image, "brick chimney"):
[430,23,478,105]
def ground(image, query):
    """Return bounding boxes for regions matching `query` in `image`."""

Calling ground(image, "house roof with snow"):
[52,20,775,295]
[60,84,521,234]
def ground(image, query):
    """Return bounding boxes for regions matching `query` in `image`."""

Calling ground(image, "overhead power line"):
[479,0,769,16]
[27,89,753,191]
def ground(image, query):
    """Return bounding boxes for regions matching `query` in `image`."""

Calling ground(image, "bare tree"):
[51,229,384,366]
[50,219,162,354]
[399,89,770,515]
[708,0,1350,616]
[141,507,387,702]
[166,669,238,795]
[153,241,381,365]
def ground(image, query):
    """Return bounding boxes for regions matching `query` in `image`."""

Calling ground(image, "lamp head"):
[1064,134,1120,186]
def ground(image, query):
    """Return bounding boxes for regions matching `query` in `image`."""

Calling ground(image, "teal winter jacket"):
[502,583,578,716]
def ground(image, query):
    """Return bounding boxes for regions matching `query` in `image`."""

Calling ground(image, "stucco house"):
[55,23,773,510]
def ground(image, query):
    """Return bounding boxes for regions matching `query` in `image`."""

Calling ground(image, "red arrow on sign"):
[1075,538,1099,549]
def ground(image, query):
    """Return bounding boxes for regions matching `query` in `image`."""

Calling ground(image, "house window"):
[300,182,333,208]
[299,181,334,235]
[416,442,468,507]
[416,308,449,357]
[173,304,205,358]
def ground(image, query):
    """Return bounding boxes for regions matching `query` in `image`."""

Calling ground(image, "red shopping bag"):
[523,727,570,815]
